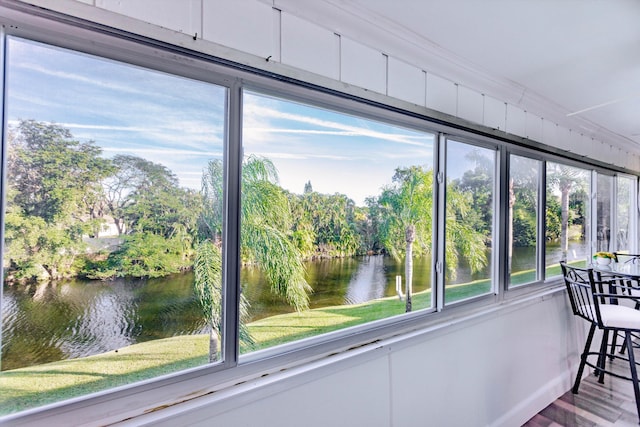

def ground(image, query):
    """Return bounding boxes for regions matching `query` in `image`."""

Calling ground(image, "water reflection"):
[344,255,387,304]
[1,276,205,371]
[3,246,588,371]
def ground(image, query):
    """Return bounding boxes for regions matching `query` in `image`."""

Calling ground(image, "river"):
[0,242,585,371]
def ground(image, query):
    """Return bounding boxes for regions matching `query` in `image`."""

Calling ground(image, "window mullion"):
[434,133,446,311]
[538,161,546,281]
[222,80,243,367]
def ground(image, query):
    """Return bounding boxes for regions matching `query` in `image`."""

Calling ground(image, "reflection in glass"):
[1,37,226,413]
[444,140,495,303]
[545,162,590,274]
[508,155,540,287]
[596,174,614,253]
[616,175,634,252]
[240,91,435,354]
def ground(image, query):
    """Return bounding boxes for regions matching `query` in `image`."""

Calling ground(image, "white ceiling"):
[308,0,640,151]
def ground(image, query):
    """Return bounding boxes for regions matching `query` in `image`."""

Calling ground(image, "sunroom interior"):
[1,1,640,426]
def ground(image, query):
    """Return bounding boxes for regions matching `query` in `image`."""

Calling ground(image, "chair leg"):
[574,323,597,394]
[610,329,619,360]
[624,331,640,424]
[597,329,610,383]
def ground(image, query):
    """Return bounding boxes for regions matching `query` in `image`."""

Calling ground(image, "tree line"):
[4,120,583,288]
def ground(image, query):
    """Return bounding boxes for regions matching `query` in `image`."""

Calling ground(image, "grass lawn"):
[0,264,571,415]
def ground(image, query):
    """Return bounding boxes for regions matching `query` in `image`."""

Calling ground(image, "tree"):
[375,166,488,311]
[292,191,361,258]
[8,120,113,223]
[376,166,433,312]
[193,241,253,361]
[5,120,113,281]
[102,154,201,239]
[196,155,311,358]
[547,164,588,260]
[507,156,539,272]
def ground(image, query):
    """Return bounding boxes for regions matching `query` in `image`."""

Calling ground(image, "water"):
[1,244,583,371]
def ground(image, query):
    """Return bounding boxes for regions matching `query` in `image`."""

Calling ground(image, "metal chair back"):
[561,263,601,325]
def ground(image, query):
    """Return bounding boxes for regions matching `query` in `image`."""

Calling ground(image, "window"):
[508,155,542,287]
[444,139,495,303]
[616,175,636,253]
[545,162,590,274]
[596,174,614,253]
[1,37,227,413]
[239,91,436,354]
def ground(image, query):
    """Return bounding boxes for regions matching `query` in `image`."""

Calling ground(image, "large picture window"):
[1,37,227,413]
[239,91,436,353]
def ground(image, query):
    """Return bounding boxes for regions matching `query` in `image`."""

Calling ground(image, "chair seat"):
[598,304,640,330]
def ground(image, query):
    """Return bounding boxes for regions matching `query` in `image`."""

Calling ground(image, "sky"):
[7,36,443,206]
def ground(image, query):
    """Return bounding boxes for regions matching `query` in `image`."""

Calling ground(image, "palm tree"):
[377,166,433,312]
[547,164,587,261]
[195,155,310,361]
[376,166,487,311]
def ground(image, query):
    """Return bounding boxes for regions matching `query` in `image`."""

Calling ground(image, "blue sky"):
[7,36,437,206]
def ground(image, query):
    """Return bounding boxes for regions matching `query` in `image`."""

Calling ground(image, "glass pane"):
[240,91,435,354]
[508,155,540,287]
[444,140,495,303]
[596,174,614,253]
[616,175,633,253]
[545,162,590,275]
[1,38,226,414]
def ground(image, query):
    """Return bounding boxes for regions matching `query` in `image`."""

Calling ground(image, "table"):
[592,261,640,279]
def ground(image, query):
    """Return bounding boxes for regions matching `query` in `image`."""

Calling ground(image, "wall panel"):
[280,13,339,79]
[387,57,425,106]
[525,112,543,142]
[426,73,457,117]
[506,104,526,138]
[555,126,572,152]
[202,0,274,58]
[341,37,386,94]
[542,119,557,146]
[457,85,484,124]
[96,0,201,35]
[483,95,506,131]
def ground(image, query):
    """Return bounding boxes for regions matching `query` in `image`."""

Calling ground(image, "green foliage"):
[545,193,562,240]
[291,191,361,258]
[445,181,488,277]
[8,120,114,223]
[194,241,253,348]
[375,166,433,260]
[512,207,537,246]
[4,120,112,281]
[106,155,201,239]
[199,155,311,312]
[102,232,192,278]
[4,207,85,281]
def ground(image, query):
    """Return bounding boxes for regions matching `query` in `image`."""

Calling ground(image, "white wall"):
[7,1,591,425]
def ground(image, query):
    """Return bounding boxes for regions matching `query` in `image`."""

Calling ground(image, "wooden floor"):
[523,348,640,427]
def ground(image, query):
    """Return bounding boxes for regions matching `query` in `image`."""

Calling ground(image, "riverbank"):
[0,261,577,415]
[0,289,431,414]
